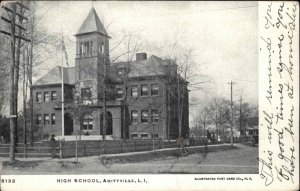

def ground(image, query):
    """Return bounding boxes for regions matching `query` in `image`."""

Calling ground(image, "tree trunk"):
[28,27,34,146]
[23,48,27,158]
[123,80,128,141]
[177,76,181,138]
[14,35,21,144]
[167,63,171,142]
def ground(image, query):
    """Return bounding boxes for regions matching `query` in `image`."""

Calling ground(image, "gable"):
[34,66,75,86]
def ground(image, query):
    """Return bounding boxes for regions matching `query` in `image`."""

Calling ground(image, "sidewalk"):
[0,143,245,163]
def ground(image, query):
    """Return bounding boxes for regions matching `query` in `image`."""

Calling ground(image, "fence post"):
[134,141,137,151]
[120,141,123,153]
[158,139,161,149]
[59,140,63,159]
[83,144,86,156]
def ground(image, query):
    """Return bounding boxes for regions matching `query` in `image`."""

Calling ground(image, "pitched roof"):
[33,55,183,86]
[113,55,177,78]
[34,66,75,86]
[75,7,108,36]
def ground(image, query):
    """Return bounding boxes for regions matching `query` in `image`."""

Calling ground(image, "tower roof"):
[75,7,109,37]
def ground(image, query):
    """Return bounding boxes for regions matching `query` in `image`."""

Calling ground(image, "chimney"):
[136,53,147,61]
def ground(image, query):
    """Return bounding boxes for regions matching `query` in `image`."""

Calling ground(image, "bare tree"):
[163,44,202,139]
[23,1,60,145]
[0,34,10,117]
[65,88,92,163]
[0,1,31,162]
[204,97,231,142]
[111,32,140,141]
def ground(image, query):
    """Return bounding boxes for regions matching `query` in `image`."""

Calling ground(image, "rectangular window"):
[141,84,148,96]
[51,91,57,101]
[90,41,93,56]
[44,92,49,102]
[116,88,123,99]
[83,116,93,130]
[36,92,42,102]
[51,113,55,125]
[141,110,149,123]
[151,110,159,123]
[141,134,148,139]
[131,85,138,97]
[131,110,138,124]
[151,134,159,139]
[44,114,50,125]
[36,114,42,125]
[101,43,105,55]
[151,83,159,96]
[131,134,138,139]
[80,42,83,57]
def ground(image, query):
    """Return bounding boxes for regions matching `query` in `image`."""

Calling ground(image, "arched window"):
[83,114,93,130]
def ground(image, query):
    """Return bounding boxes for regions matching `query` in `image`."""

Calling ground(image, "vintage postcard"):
[0,1,298,191]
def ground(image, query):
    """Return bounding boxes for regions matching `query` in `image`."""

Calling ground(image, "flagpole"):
[61,33,65,138]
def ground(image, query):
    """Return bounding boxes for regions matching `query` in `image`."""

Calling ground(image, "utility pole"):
[228,81,235,146]
[102,40,107,154]
[61,34,65,138]
[1,1,30,162]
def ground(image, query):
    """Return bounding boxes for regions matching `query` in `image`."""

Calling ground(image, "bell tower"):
[74,7,110,104]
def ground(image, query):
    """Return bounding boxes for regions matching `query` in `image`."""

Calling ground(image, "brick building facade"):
[32,7,189,141]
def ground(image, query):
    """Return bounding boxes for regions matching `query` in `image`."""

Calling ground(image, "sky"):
[33,1,258,124]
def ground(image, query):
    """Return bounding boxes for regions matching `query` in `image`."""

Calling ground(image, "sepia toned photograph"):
[0,1,259,176]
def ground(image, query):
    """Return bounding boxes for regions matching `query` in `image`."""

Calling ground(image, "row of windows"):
[36,113,55,125]
[37,113,93,130]
[79,41,105,58]
[116,84,159,99]
[36,83,158,103]
[36,91,57,102]
[131,110,159,124]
